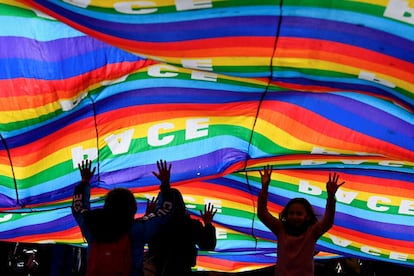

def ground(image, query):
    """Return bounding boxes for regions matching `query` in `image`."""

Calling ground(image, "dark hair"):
[104,188,137,222]
[85,188,137,242]
[170,188,186,216]
[279,198,318,235]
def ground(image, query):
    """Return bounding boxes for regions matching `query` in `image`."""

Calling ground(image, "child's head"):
[86,188,137,242]
[280,198,317,235]
[170,188,187,215]
[104,187,137,222]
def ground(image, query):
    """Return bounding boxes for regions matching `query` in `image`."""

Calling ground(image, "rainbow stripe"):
[0,0,413,272]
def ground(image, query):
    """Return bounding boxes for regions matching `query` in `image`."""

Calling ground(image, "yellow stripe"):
[88,0,175,8]
[274,57,414,92]
[348,0,414,7]
[325,232,414,256]
[12,140,96,178]
[1,102,60,124]
[0,166,13,178]
[149,56,271,68]
[1,0,29,8]
[246,171,408,210]
[346,0,388,6]
[268,172,407,209]
[254,117,320,151]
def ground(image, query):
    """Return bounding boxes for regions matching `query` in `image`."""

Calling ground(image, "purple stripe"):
[29,2,277,41]
[0,36,109,60]
[0,195,17,209]
[0,215,77,238]
[19,186,74,207]
[99,149,248,186]
[322,93,413,137]
[282,16,414,57]
[328,208,413,241]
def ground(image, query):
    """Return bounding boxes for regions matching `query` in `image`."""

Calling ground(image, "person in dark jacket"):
[72,159,173,276]
[146,186,217,276]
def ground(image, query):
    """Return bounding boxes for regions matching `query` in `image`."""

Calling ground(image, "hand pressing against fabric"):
[200,202,217,225]
[259,164,272,196]
[78,159,96,184]
[152,159,171,191]
[145,196,158,215]
[326,172,345,197]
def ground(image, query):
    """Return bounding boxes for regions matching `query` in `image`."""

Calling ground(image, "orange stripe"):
[277,38,414,82]
[260,101,413,160]
[197,256,264,272]
[19,2,276,58]
[0,61,151,110]
[8,102,257,163]
[107,36,276,57]
[330,226,414,254]
[7,227,83,243]
[269,169,414,197]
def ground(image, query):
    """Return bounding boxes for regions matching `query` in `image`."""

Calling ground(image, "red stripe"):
[1,60,152,110]
[260,100,414,160]
[277,37,414,78]
[331,225,414,253]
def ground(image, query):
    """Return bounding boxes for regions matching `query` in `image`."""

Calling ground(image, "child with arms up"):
[257,165,345,276]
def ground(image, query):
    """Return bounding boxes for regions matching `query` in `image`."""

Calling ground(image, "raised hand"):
[200,202,217,225]
[259,165,272,193]
[152,159,171,189]
[78,160,96,183]
[145,196,158,215]
[326,172,345,196]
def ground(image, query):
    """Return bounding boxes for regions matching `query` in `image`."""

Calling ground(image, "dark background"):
[1,241,413,276]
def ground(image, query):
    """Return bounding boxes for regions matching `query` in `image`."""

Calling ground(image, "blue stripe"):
[282,7,414,42]
[0,210,71,231]
[281,17,414,62]
[247,177,414,229]
[32,1,280,41]
[0,36,142,61]
[94,77,267,103]
[0,47,142,79]
[5,103,94,147]
[49,1,280,23]
[332,168,414,183]
[266,92,413,150]
[334,210,414,240]
[0,16,83,40]
[70,15,279,42]
[99,145,250,184]
[334,92,414,124]
[272,72,414,108]
[95,87,263,113]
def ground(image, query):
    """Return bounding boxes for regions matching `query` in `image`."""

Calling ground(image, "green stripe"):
[283,0,384,17]
[0,3,36,17]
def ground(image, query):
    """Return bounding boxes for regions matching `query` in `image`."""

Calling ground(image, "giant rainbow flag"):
[0,0,413,272]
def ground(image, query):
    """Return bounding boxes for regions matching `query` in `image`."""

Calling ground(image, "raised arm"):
[316,172,345,236]
[134,160,174,241]
[72,160,95,213]
[72,160,96,242]
[200,202,217,225]
[152,159,171,192]
[145,196,158,215]
[151,159,174,215]
[197,202,217,250]
[257,165,283,235]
